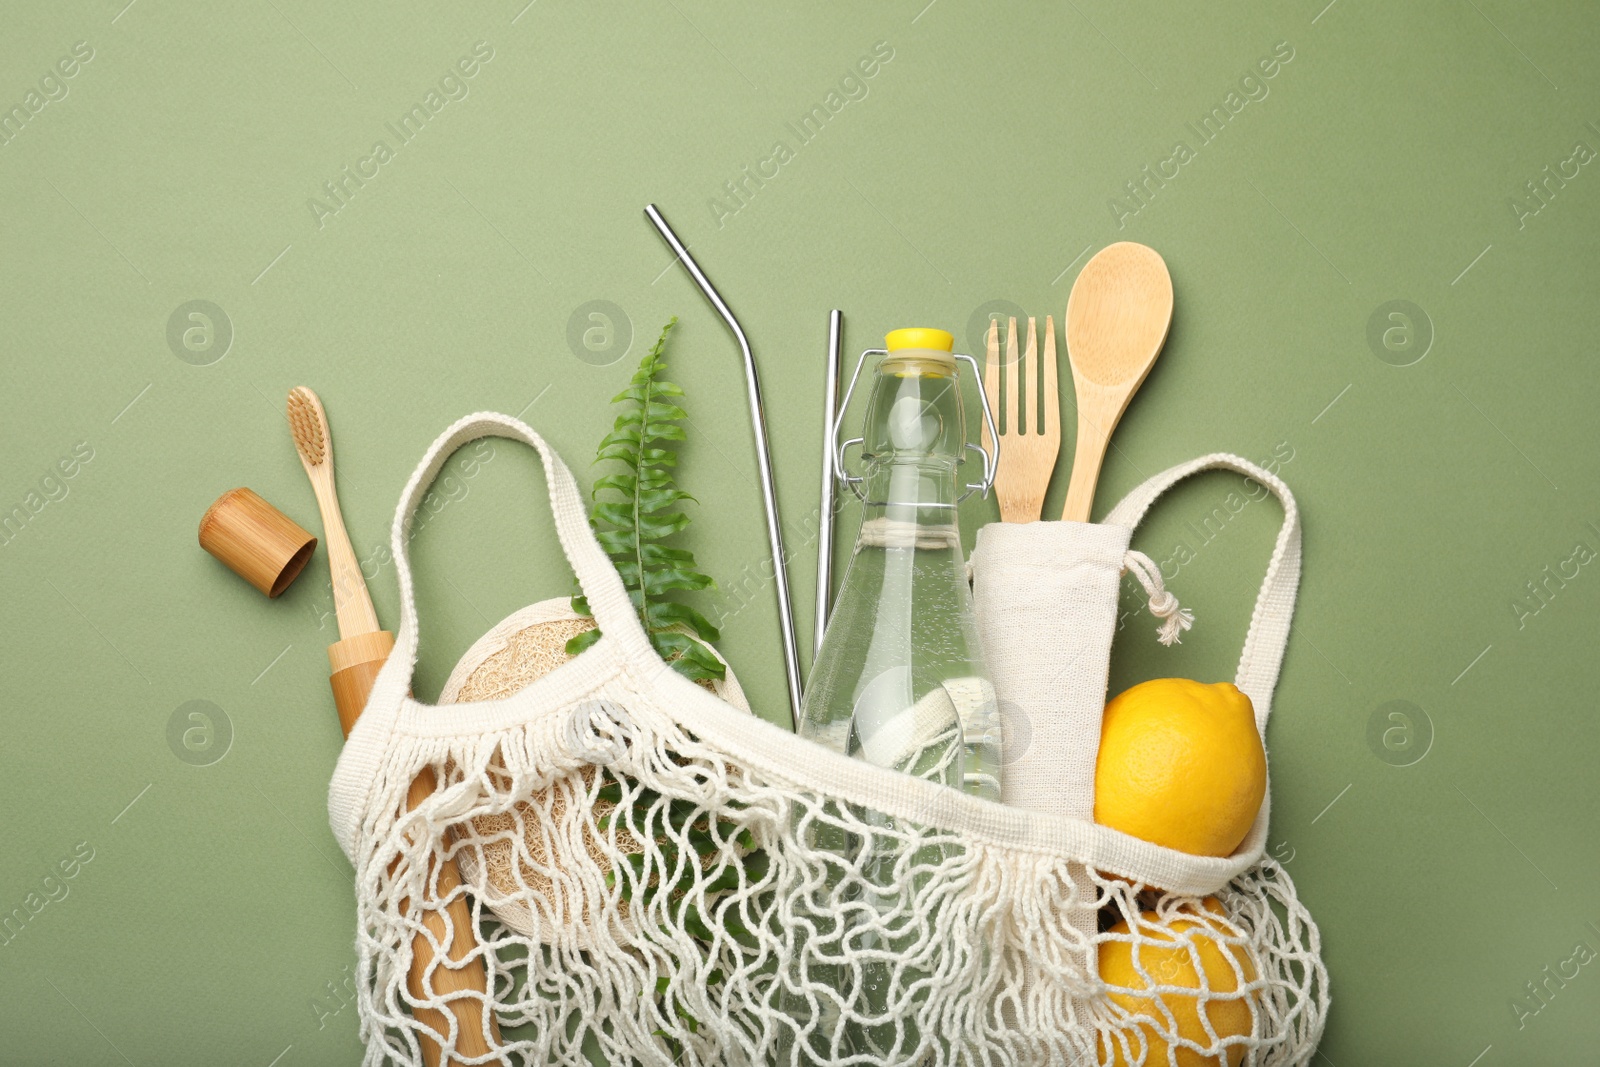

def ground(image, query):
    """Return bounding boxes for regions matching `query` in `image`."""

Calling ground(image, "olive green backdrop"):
[4,0,1598,1063]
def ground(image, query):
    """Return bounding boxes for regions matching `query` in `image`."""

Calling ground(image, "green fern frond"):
[567,317,725,681]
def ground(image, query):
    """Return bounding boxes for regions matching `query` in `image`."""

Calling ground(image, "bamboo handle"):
[329,630,399,737]
[1060,374,1123,524]
[400,767,501,1067]
[329,631,503,1066]
[1059,413,1111,522]
[309,466,382,639]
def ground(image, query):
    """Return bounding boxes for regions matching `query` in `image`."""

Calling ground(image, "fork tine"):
[1005,316,1020,435]
[1024,316,1038,436]
[983,318,1000,452]
[1042,314,1059,438]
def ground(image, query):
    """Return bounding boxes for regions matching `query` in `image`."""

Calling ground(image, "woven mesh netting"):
[351,676,1327,1067]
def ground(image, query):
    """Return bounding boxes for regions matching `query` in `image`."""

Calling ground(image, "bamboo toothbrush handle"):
[328,630,397,736]
[290,388,500,1065]
[329,629,503,1066]
[307,465,381,639]
[401,767,502,1067]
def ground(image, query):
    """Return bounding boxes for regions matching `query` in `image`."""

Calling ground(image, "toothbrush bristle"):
[287,387,326,465]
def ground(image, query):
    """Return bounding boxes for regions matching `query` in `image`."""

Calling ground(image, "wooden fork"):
[982,315,1062,522]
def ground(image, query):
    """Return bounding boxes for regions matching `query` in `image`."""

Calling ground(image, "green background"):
[3,0,1597,1063]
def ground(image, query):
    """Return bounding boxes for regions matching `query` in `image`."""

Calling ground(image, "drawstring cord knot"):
[1123,549,1194,646]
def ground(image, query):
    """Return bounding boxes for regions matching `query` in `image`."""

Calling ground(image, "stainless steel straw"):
[643,204,804,728]
[814,310,843,661]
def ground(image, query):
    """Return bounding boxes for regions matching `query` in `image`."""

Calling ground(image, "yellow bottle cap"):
[885,327,954,352]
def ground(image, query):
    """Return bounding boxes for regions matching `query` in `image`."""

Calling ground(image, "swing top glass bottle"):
[799,327,1002,800]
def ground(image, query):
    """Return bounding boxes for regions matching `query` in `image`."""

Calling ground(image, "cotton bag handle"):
[329,414,653,856]
[1103,452,1301,735]
[385,412,652,680]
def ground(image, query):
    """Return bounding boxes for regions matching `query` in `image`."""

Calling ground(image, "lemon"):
[1094,679,1265,857]
[1098,900,1257,1067]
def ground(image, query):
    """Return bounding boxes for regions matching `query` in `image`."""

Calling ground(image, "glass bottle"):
[779,328,1000,1065]
[801,326,1001,798]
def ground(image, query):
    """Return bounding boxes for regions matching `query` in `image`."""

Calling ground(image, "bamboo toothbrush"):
[286,387,388,731]
[287,386,502,1067]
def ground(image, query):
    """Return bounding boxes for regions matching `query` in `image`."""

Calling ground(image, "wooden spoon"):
[1059,242,1174,522]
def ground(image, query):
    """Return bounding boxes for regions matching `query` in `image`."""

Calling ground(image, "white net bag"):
[328,415,1328,1066]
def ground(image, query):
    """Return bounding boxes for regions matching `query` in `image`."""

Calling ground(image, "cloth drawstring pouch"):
[970,451,1327,1064]
[329,414,1329,1066]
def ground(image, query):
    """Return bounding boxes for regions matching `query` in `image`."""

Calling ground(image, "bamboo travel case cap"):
[198,487,318,597]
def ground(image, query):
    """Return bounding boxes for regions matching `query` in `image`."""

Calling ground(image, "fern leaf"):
[644,601,721,643]
[638,448,678,467]
[639,543,694,564]
[591,500,637,530]
[638,489,693,516]
[564,627,602,657]
[641,567,713,597]
[636,510,691,540]
[569,317,725,683]
[593,473,637,496]
[649,630,726,681]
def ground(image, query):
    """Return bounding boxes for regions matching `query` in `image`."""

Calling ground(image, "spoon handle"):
[1060,379,1119,522]
[1061,422,1107,522]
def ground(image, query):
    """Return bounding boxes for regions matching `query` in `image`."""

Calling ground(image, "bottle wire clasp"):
[831,348,1000,502]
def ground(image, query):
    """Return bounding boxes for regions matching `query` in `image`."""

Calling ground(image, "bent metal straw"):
[643,203,804,728]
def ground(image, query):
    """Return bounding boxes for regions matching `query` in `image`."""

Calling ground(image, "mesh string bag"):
[434,597,750,942]
[327,414,1329,1066]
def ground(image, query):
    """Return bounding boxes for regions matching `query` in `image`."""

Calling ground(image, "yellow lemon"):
[1098,901,1257,1067]
[1094,679,1265,857]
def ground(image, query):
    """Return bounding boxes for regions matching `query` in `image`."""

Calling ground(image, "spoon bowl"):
[1060,242,1173,521]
